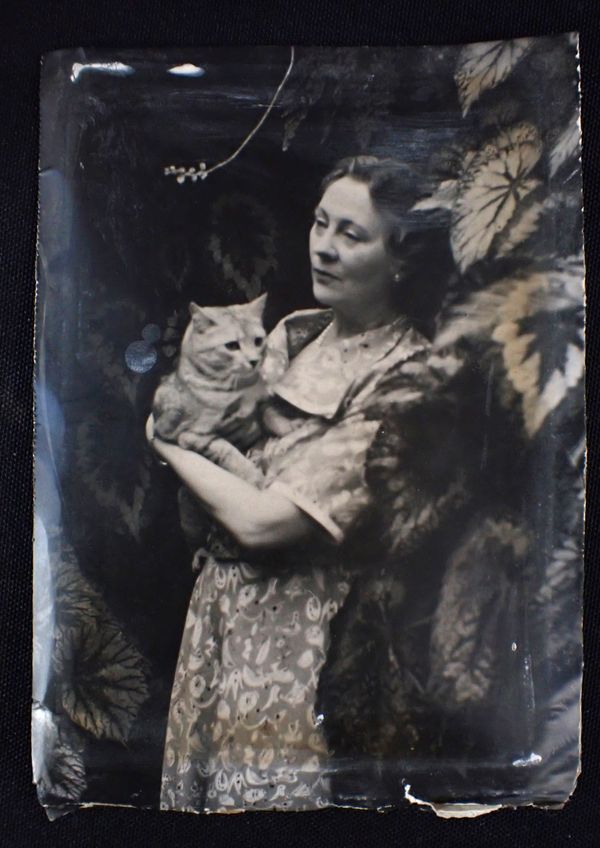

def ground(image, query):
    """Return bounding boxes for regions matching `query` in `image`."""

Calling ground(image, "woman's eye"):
[314,217,327,229]
[344,231,361,242]
[225,341,241,351]
[254,337,264,347]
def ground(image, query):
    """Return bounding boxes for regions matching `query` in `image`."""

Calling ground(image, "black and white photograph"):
[33,37,584,818]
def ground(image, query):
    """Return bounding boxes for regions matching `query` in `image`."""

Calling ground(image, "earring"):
[393,271,401,283]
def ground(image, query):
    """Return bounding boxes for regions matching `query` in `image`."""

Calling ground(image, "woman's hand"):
[145,427,315,549]
[144,413,315,550]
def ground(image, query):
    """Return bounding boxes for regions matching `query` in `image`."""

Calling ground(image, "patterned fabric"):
[160,557,350,812]
[160,308,429,813]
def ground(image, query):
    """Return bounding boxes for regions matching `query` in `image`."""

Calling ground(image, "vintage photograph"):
[34,38,584,817]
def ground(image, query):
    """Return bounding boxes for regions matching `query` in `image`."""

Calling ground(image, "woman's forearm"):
[152,437,317,550]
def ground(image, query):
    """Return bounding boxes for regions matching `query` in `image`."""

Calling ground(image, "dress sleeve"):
[261,345,466,546]
[263,409,382,545]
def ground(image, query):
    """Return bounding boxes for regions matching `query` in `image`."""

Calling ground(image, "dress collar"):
[264,308,428,419]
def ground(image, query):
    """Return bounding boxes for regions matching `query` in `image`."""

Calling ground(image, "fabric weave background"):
[1,1,598,845]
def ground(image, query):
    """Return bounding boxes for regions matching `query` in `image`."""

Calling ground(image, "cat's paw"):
[153,405,185,441]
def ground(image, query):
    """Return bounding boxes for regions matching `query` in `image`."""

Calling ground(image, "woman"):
[149,156,449,812]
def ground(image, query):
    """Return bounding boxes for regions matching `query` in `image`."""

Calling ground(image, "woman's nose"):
[315,239,338,263]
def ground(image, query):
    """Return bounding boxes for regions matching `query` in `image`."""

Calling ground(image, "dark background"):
[1,2,598,846]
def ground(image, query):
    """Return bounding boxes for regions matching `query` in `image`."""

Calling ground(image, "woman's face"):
[309,176,395,316]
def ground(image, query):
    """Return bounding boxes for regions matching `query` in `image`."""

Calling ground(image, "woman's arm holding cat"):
[146,415,317,551]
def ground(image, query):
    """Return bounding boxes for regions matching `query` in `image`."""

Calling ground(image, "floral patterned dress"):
[160,308,427,813]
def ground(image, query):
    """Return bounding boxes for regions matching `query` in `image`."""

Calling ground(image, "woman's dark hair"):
[320,156,452,338]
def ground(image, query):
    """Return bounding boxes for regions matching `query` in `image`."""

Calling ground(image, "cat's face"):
[183,294,267,382]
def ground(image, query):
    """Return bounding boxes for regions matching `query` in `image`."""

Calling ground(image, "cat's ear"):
[248,292,268,318]
[189,302,215,330]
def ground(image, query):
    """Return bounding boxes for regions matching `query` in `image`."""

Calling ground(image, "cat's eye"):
[225,341,241,351]
[254,337,264,347]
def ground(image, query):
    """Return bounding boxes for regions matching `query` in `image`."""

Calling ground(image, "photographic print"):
[34,37,584,818]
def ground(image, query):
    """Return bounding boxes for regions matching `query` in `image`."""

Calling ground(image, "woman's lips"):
[312,267,340,281]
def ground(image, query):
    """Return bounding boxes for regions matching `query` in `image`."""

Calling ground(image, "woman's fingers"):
[145,413,155,444]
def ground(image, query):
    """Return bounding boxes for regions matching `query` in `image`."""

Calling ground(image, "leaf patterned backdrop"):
[35,38,583,812]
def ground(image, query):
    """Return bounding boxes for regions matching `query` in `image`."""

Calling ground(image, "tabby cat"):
[152,293,268,487]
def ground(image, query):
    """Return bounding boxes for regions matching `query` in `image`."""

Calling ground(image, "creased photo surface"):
[34,37,584,818]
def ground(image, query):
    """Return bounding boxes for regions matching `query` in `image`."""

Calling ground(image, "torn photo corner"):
[34,36,584,819]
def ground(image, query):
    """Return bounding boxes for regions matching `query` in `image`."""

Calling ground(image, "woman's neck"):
[329,304,401,339]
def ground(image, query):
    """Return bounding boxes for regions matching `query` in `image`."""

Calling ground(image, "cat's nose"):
[248,357,259,367]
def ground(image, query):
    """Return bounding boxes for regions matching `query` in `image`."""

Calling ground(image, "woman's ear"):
[389,256,406,282]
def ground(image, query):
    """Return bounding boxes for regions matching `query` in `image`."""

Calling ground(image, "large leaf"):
[455,38,532,115]
[531,536,582,669]
[411,178,460,213]
[428,518,529,706]
[549,113,581,177]
[208,192,277,300]
[450,124,542,272]
[84,288,146,407]
[436,256,584,436]
[493,260,584,436]
[494,196,544,259]
[280,49,354,149]
[317,574,421,757]
[54,541,108,627]
[369,417,469,557]
[366,351,470,557]
[528,459,584,677]
[54,620,150,743]
[48,542,151,744]
[32,704,87,804]
[75,417,152,541]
